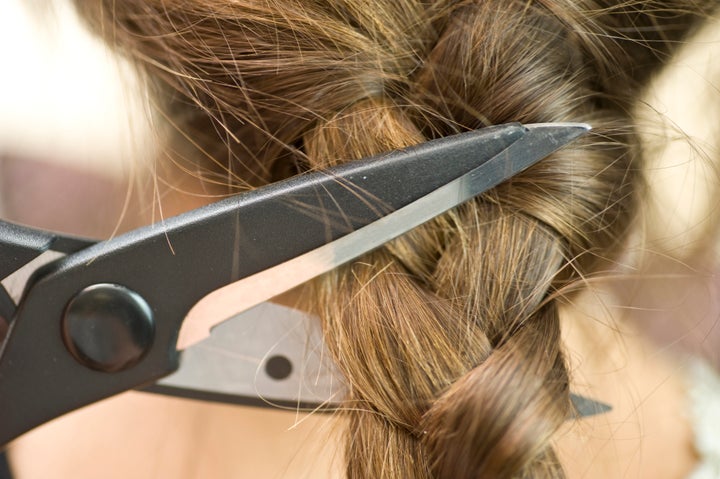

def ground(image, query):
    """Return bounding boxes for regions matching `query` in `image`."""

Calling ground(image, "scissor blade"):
[0,123,529,445]
[569,393,612,418]
[178,123,590,349]
[149,303,344,409]
[156,301,609,419]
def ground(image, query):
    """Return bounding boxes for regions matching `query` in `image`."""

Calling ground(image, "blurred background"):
[0,0,153,238]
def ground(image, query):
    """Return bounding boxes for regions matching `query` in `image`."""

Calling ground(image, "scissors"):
[0,122,605,446]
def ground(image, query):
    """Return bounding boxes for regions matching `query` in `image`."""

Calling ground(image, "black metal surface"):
[0,123,526,445]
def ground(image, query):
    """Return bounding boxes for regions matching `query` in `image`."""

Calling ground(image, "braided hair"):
[76,1,710,476]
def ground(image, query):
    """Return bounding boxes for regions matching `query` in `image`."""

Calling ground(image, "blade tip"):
[524,122,592,145]
[570,122,592,133]
[570,392,612,418]
[525,121,591,132]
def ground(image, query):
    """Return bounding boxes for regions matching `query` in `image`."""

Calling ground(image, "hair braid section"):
[72,0,715,477]
[420,208,569,478]
[412,1,639,274]
[311,201,571,478]
[300,3,639,477]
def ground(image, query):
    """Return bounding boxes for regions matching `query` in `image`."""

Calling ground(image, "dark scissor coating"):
[0,123,598,446]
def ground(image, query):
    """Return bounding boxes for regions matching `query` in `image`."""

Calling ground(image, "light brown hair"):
[77,1,710,477]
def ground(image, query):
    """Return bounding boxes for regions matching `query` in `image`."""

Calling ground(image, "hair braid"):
[304,3,633,476]
[74,0,712,477]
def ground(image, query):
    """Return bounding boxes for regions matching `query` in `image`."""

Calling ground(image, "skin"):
[557,288,699,479]
[10,393,341,479]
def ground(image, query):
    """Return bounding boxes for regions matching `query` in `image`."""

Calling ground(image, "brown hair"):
[77,1,710,477]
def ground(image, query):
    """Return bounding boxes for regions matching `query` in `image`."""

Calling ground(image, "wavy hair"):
[77,1,710,477]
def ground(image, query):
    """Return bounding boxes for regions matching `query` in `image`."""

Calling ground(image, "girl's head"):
[76,1,710,476]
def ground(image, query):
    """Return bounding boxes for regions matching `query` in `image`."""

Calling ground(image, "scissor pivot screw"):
[62,283,155,373]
